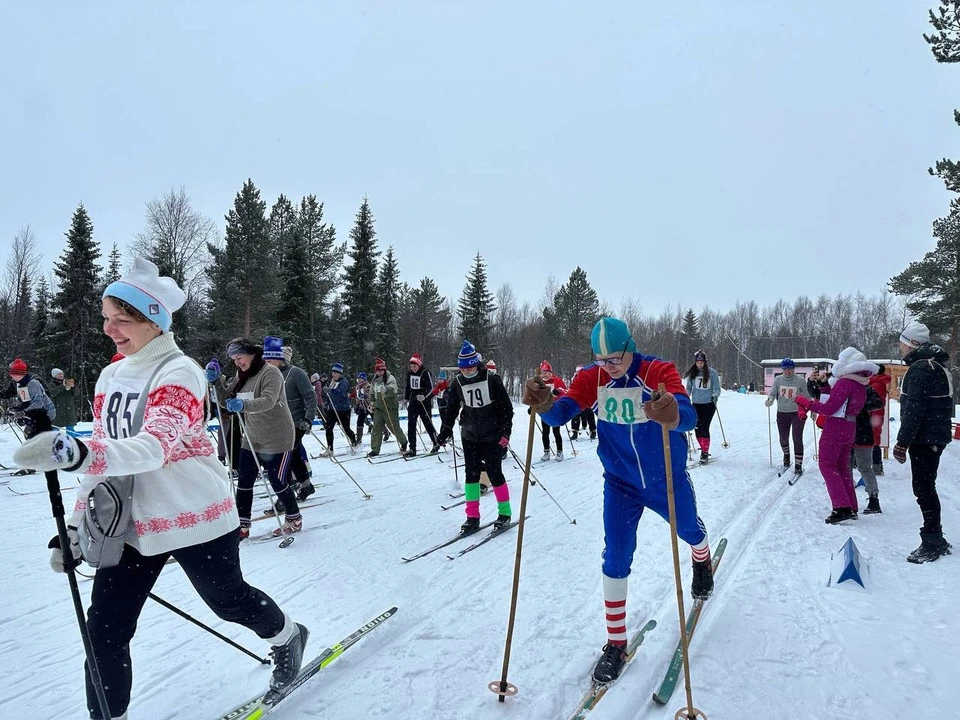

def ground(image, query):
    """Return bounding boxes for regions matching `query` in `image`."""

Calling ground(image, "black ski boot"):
[460,517,481,535]
[263,498,286,517]
[699,451,710,464]
[907,531,952,564]
[862,495,881,515]
[296,482,316,503]
[825,508,857,524]
[428,443,440,455]
[403,447,417,458]
[691,556,714,600]
[267,623,310,696]
[493,514,512,531]
[590,431,597,440]
[794,464,803,477]
[592,643,628,684]
[782,453,790,469]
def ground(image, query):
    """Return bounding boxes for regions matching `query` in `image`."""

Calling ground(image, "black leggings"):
[462,440,508,487]
[571,409,596,434]
[694,402,716,439]
[288,428,311,485]
[909,443,945,533]
[541,421,563,452]
[85,530,285,718]
[325,408,357,447]
[236,448,300,525]
[776,411,806,462]
[407,399,438,451]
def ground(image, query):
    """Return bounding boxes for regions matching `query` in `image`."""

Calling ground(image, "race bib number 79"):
[597,386,649,425]
[461,380,492,408]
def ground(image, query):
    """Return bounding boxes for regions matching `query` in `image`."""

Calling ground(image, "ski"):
[686,458,716,471]
[651,537,728,705]
[440,498,468,510]
[216,606,398,720]
[251,499,335,523]
[400,521,495,562]
[446,517,528,559]
[788,469,804,486]
[366,452,404,465]
[568,619,658,720]
[402,451,439,462]
[448,492,465,499]
[0,468,35,478]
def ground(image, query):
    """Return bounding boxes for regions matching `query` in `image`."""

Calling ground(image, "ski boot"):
[272,517,303,537]
[555,451,564,462]
[699,451,710,465]
[782,453,790,469]
[429,444,440,455]
[907,531,952,564]
[493,514,512,531]
[825,508,857,524]
[571,431,579,440]
[794,464,803,478]
[460,517,481,535]
[862,495,881,515]
[479,484,490,495]
[691,556,714,600]
[366,450,379,458]
[263,499,286,517]
[403,447,416,458]
[296,482,316,503]
[592,643,628,684]
[319,448,333,458]
[540,450,551,462]
[267,622,310,696]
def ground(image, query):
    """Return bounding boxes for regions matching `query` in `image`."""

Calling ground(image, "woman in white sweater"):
[15,258,308,720]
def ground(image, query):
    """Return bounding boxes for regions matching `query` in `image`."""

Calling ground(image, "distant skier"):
[764,358,811,475]
[3,358,56,474]
[538,360,567,462]
[436,341,514,534]
[868,365,891,476]
[49,368,79,432]
[570,365,597,441]
[684,350,721,463]
[523,316,712,685]
[320,362,358,455]
[368,358,406,457]
[403,353,440,457]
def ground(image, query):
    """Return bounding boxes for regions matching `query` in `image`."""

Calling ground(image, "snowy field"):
[1,391,958,720]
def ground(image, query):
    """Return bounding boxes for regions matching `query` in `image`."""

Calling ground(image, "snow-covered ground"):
[0,391,957,720]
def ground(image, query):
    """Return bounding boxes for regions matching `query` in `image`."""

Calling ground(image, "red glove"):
[797,407,808,422]
[498,436,509,449]
[794,396,812,410]
[893,444,907,464]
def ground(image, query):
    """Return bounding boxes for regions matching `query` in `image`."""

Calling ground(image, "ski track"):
[0,394,958,719]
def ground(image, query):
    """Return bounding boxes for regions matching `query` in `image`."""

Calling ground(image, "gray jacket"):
[766,374,811,413]
[218,364,294,455]
[280,363,317,426]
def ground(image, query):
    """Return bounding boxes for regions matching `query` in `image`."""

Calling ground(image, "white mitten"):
[13,430,87,472]
[48,526,82,573]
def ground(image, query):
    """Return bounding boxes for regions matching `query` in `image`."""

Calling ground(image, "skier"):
[430,368,450,413]
[350,372,376,444]
[3,358,56,474]
[49,369,79,432]
[320,362,358,455]
[569,365,598,441]
[211,336,303,537]
[368,358,407,457]
[403,353,440,456]
[893,321,953,562]
[684,350,721,463]
[868,364,891,476]
[852,381,885,514]
[436,341,513,533]
[538,360,567,461]
[764,358,811,475]
[13,258,308,720]
[795,347,875,524]
[522,316,712,685]
[268,346,317,502]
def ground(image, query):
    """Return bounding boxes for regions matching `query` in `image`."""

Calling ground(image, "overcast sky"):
[1,1,954,316]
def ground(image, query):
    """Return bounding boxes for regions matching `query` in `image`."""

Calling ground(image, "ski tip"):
[651,692,668,705]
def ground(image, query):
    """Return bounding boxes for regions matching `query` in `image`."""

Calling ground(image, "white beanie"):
[102,257,186,332]
[310,373,320,383]
[51,368,64,378]
[282,346,294,363]
[900,321,930,349]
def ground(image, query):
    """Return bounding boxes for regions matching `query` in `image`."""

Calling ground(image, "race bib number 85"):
[462,380,492,408]
[597,386,648,425]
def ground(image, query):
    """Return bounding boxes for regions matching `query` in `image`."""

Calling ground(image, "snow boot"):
[794,465,803,477]
[782,453,790,469]
[540,450,551,462]
[429,444,440,455]
[590,431,597,440]
[691,556,714,600]
[825,508,857,524]
[862,495,881,515]
[272,517,303,537]
[592,643,628,684]
[296,482,316,503]
[907,531,952,564]
[555,451,564,462]
[700,451,710,464]
[493,514,513,531]
[460,517,481,535]
[400,443,408,455]
[571,431,579,440]
[263,499,286,517]
[403,447,417,458]
[268,623,310,692]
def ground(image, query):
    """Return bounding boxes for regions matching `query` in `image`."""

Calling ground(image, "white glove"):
[415,394,425,402]
[764,397,774,408]
[13,430,87,472]
[48,526,82,573]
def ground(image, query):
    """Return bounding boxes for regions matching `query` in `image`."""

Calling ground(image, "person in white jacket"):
[14,258,308,720]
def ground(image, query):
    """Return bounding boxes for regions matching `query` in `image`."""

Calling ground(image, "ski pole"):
[563,422,578,457]
[488,371,538,703]
[656,384,706,720]
[767,405,773,467]
[308,429,371,498]
[234,413,287,538]
[714,403,729,448]
[508,447,575,524]
[209,384,235,495]
[687,431,696,463]
[416,396,442,452]
[323,388,357,454]
[812,418,819,461]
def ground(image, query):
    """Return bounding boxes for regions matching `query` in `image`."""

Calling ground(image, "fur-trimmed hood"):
[828,347,877,387]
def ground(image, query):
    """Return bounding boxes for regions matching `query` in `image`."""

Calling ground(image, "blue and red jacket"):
[540,353,696,490]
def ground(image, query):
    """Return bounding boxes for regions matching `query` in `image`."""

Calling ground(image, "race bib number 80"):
[597,386,648,425]
[461,380,492,408]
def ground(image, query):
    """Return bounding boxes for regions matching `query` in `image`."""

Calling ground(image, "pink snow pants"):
[818,417,858,512]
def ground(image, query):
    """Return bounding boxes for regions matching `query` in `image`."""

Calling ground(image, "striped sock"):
[602,574,628,646]
[691,538,710,563]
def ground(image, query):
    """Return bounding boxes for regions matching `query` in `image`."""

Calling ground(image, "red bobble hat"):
[375,357,387,371]
[8,358,27,375]
[485,359,497,371]
[409,353,422,367]
[539,360,553,373]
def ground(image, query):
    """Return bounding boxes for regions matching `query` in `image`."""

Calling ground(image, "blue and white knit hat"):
[103,257,186,332]
[591,317,637,356]
[357,371,368,380]
[331,361,344,373]
[781,358,795,369]
[262,336,285,360]
[458,340,480,368]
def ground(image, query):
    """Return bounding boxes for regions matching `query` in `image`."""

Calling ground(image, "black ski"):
[401,521,495,562]
[446,517,528,559]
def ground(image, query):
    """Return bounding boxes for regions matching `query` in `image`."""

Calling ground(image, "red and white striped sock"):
[602,574,628,646]
[691,538,710,564]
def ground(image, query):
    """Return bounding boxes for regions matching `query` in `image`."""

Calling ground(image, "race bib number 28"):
[597,386,648,425]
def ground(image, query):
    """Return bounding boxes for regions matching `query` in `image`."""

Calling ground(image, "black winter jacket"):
[897,343,954,447]
[854,385,884,446]
[439,368,513,444]
[404,367,434,407]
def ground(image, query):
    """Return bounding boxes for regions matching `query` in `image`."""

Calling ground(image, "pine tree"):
[457,252,497,352]
[275,200,312,362]
[32,277,52,370]
[50,204,106,418]
[925,3,960,191]
[401,277,452,365]
[105,242,122,285]
[890,199,960,365]
[207,179,275,339]
[549,267,600,374]
[297,195,344,369]
[342,198,381,375]
[375,247,402,368]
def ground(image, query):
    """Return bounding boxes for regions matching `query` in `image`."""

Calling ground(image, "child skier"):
[403,353,440,456]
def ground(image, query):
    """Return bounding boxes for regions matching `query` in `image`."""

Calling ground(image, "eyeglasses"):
[592,337,633,367]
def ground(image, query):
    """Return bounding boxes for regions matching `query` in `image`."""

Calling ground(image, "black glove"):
[436,429,451,446]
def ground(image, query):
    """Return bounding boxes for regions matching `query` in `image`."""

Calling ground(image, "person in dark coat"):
[894,322,954,563]
[403,353,440,457]
[851,383,884,514]
[49,368,79,430]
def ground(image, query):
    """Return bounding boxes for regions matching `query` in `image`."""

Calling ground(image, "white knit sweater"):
[70,333,238,556]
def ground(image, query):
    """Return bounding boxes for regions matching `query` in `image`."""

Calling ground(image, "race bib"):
[779,386,796,400]
[597,385,649,425]
[16,387,30,403]
[103,378,144,440]
[410,376,421,390]
[461,380,492,408]
[695,377,711,390]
